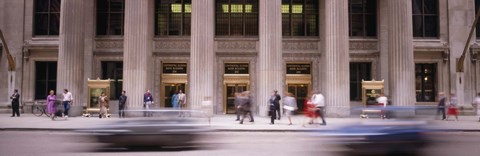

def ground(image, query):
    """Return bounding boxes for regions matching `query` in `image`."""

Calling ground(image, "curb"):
[1,127,479,133]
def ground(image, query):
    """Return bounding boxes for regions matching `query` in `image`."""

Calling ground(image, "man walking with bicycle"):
[62,89,73,118]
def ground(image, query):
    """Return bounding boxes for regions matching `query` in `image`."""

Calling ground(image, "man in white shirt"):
[376,94,388,119]
[62,89,73,118]
[473,93,480,122]
[311,92,326,125]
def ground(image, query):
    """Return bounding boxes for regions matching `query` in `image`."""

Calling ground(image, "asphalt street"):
[0,131,479,156]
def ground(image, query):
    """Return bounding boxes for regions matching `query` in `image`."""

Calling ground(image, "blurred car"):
[318,120,432,156]
[77,110,213,148]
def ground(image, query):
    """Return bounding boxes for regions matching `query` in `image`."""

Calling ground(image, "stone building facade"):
[1,0,479,117]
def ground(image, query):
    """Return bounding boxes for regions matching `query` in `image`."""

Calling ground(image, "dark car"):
[318,120,432,156]
[77,110,213,148]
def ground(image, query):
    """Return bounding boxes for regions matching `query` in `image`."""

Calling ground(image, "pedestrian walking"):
[473,93,480,122]
[118,90,127,118]
[283,92,297,125]
[437,92,446,120]
[302,94,317,127]
[201,96,214,125]
[269,94,277,125]
[10,89,20,117]
[62,89,73,118]
[376,94,388,119]
[272,90,281,120]
[238,91,254,124]
[46,90,56,120]
[234,92,241,121]
[312,92,326,125]
[143,90,154,117]
[172,91,179,109]
[98,92,109,118]
[446,93,458,121]
[177,90,187,117]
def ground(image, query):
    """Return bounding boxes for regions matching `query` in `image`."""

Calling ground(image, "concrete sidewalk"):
[0,114,479,132]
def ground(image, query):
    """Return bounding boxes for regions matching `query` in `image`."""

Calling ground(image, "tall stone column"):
[123,0,154,110]
[320,0,350,117]
[189,0,215,110]
[57,0,85,116]
[387,1,415,110]
[257,0,283,116]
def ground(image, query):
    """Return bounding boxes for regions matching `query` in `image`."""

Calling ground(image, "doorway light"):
[222,4,253,13]
[171,4,191,13]
[281,4,303,13]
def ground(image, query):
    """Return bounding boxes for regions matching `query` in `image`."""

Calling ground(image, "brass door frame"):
[224,83,249,114]
[285,74,312,94]
[223,74,250,114]
[161,74,188,108]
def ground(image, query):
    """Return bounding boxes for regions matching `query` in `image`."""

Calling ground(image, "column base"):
[69,105,84,117]
[326,106,351,118]
[126,106,147,117]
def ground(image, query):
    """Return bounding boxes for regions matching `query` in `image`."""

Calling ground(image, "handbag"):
[283,105,294,111]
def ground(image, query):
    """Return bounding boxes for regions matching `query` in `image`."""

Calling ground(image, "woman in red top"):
[302,95,317,127]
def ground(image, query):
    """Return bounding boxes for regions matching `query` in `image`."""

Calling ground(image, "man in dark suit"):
[437,92,446,120]
[10,89,20,117]
[118,90,127,118]
[273,90,282,120]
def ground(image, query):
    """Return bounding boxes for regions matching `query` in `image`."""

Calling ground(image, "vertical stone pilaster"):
[257,0,283,116]
[57,0,85,116]
[320,0,350,117]
[189,0,215,110]
[378,0,389,95]
[387,1,415,110]
[123,0,154,109]
[448,0,476,106]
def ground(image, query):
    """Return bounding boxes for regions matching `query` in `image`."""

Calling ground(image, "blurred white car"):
[77,110,213,148]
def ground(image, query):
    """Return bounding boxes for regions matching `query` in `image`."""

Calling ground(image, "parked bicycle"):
[32,101,50,117]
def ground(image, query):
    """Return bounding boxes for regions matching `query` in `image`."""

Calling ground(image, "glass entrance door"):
[287,84,309,113]
[225,84,248,114]
[163,83,186,108]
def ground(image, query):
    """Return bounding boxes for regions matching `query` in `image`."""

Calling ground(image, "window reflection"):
[282,0,318,37]
[415,63,436,102]
[215,0,259,36]
[348,0,377,38]
[34,0,61,36]
[412,0,439,38]
[155,0,191,36]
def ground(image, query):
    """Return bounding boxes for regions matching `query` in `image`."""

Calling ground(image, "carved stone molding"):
[95,40,123,49]
[349,40,378,51]
[217,41,256,50]
[282,41,319,51]
[154,40,190,50]
[283,56,320,93]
